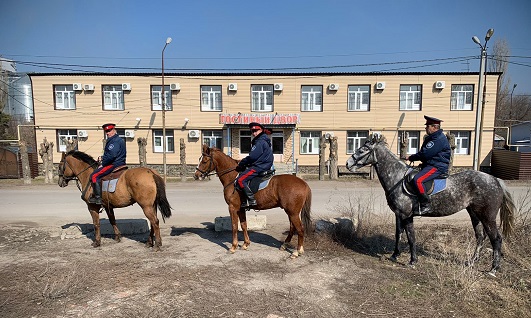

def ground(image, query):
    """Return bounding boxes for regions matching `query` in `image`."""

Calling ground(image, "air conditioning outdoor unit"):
[170,83,180,91]
[73,83,83,91]
[84,84,94,91]
[77,130,88,138]
[376,82,386,90]
[228,83,238,91]
[122,83,132,91]
[324,132,334,139]
[274,83,283,91]
[188,130,200,138]
[329,83,339,91]
[435,81,446,89]
[125,130,135,138]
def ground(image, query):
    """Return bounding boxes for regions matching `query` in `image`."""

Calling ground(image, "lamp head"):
[485,29,494,42]
[472,36,481,45]
[166,37,172,44]
[184,118,189,123]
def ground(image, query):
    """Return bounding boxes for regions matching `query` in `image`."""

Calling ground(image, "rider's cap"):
[424,115,443,126]
[249,122,265,131]
[102,123,116,131]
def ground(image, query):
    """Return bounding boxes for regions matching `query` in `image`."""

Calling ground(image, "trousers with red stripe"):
[236,168,259,191]
[413,165,440,195]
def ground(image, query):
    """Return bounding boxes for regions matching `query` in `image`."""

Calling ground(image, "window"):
[240,130,252,154]
[399,85,422,110]
[151,85,172,110]
[300,131,320,154]
[103,85,124,110]
[57,129,78,152]
[54,85,76,110]
[251,85,273,111]
[348,85,370,111]
[451,85,473,110]
[301,86,322,111]
[399,131,420,154]
[153,130,174,153]
[203,130,223,148]
[450,131,470,155]
[201,86,222,111]
[347,131,369,153]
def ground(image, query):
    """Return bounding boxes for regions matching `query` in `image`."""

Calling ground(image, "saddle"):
[101,165,128,193]
[403,168,448,196]
[248,169,276,193]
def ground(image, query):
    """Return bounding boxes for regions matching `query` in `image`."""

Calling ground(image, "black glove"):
[235,165,244,172]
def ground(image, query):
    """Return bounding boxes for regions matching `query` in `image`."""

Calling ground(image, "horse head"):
[57,152,75,187]
[194,145,216,180]
[57,150,98,187]
[346,133,386,171]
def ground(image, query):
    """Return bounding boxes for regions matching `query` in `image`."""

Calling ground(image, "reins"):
[59,154,98,192]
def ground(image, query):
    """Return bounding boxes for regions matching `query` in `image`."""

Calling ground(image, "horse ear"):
[202,144,209,154]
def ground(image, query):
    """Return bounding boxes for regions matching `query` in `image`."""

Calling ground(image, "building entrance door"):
[271,132,284,162]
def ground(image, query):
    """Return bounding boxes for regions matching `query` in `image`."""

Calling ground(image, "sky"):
[1,0,530,94]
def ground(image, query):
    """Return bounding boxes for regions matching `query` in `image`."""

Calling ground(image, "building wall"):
[29,73,499,171]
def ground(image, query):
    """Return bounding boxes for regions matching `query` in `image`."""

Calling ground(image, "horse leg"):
[280,220,295,252]
[289,213,305,258]
[238,209,251,250]
[88,207,101,248]
[105,207,122,243]
[402,216,417,266]
[228,207,240,253]
[143,206,161,251]
[390,214,404,262]
[466,210,486,267]
[483,218,503,275]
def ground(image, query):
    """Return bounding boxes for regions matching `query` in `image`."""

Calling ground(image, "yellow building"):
[29,72,500,174]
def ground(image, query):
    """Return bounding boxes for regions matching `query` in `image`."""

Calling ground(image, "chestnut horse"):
[194,145,312,257]
[58,150,172,250]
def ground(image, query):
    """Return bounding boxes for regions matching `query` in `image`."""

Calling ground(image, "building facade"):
[28,72,500,174]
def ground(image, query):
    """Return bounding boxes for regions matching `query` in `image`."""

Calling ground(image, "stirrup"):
[88,197,102,205]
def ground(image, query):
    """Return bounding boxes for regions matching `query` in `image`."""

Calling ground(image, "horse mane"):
[210,147,239,165]
[375,139,407,168]
[66,150,97,166]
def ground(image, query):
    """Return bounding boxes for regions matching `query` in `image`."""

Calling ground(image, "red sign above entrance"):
[219,113,300,125]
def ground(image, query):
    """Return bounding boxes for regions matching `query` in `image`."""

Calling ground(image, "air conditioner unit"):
[73,83,83,91]
[77,130,88,138]
[170,83,180,91]
[435,81,445,89]
[274,83,283,91]
[188,130,200,138]
[122,83,132,91]
[228,83,238,91]
[329,83,339,91]
[84,84,94,91]
[324,132,334,139]
[124,130,135,138]
[376,82,386,90]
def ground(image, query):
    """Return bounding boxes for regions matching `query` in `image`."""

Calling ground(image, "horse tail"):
[301,186,313,233]
[498,178,515,238]
[153,173,172,222]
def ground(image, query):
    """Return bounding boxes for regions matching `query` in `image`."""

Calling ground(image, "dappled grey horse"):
[346,135,515,275]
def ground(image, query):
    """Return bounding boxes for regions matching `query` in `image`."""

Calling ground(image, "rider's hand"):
[235,165,244,172]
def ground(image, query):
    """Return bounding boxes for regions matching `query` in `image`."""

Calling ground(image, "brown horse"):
[194,145,312,257]
[58,150,172,250]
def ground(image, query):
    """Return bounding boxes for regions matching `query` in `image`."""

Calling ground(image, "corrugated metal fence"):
[491,148,531,180]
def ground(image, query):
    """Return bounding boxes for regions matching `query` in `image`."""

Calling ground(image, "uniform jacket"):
[408,129,451,174]
[101,134,126,167]
[238,132,273,172]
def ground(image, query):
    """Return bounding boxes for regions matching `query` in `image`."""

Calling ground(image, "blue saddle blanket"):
[102,179,119,193]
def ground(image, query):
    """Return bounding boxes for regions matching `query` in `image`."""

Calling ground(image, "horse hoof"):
[91,242,101,248]
[228,248,236,254]
[279,244,287,251]
[290,251,299,259]
[487,270,497,278]
[389,256,398,263]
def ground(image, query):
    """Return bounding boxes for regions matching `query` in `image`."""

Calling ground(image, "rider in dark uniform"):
[406,116,451,215]
[235,122,274,208]
[88,123,126,204]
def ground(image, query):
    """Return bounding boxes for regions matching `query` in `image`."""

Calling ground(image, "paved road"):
[0,178,528,229]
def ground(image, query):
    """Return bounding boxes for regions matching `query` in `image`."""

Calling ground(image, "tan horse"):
[58,150,172,251]
[194,145,312,257]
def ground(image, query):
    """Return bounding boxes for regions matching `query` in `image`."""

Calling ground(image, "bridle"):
[348,141,376,170]
[58,153,98,191]
[195,152,236,179]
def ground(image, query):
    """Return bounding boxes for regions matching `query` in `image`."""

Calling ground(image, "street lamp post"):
[510,83,517,119]
[472,28,494,171]
[161,37,172,183]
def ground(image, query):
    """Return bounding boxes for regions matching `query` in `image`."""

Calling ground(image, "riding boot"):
[241,185,257,208]
[88,182,103,205]
[418,193,432,215]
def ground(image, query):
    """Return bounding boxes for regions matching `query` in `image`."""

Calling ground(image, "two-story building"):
[28,72,500,175]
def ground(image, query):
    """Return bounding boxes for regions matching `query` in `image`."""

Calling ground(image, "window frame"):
[300,131,321,155]
[151,85,172,111]
[450,84,474,111]
[203,130,223,149]
[301,85,323,112]
[102,85,125,110]
[347,85,371,111]
[57,129,78,152]
[399,85,422,111]
[201,85,223,112]
[450,131,470,155]
[54,85,76,110]
[251,85,273,112]
[398,131,421,154]
[346,131,369,154]
[153,129,175,153]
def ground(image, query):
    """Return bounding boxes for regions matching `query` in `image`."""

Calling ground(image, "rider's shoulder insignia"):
[426,141,434,149]
[108,144,115,150]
